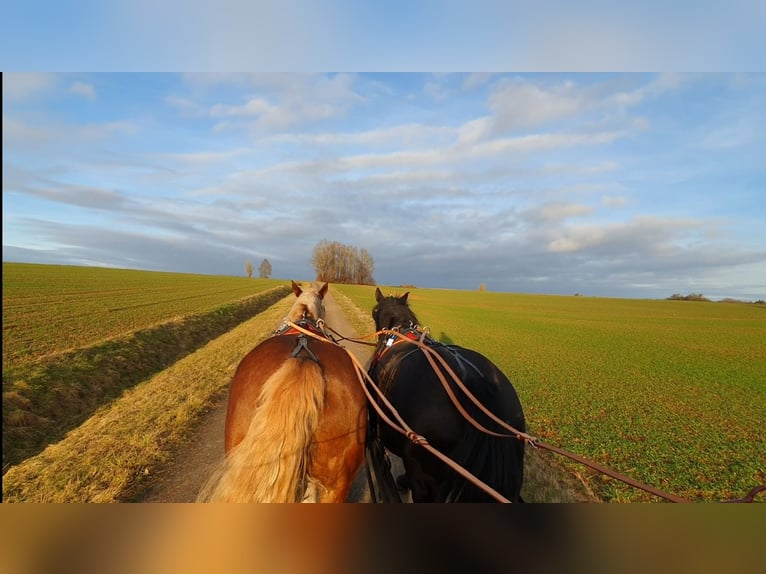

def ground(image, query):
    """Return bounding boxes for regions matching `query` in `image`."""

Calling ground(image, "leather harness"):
[274,318,331,363]
[371,324,484,382]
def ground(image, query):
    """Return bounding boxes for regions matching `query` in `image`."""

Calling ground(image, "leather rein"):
[274,316,333,363]
[286,320,765,504]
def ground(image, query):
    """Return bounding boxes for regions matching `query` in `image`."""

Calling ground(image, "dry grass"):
[2,295,296,502]
[522,448,600,502]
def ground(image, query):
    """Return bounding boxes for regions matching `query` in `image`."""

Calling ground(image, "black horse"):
[366,288,526,502]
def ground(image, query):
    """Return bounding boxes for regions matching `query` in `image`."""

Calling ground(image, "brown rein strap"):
[380,329,694,504]
[285,321,512,502]
[287,321,764,504]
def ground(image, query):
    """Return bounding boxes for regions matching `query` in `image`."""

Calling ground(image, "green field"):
[2,263,291,470]
[335,284,766,502]
[2,262,285,370]
[4,263,763,502]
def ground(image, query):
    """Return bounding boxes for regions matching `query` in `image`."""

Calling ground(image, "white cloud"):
[196,73,364,131]
[210,97,275,118]
[70,81,96,99]
[457,117,492,145]
[536,202,594,222]
[547,216,705,254]
[487,78,587,132]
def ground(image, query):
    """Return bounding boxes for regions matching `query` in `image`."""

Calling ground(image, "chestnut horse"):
[198,281,367,502]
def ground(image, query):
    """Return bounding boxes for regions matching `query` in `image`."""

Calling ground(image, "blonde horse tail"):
[198,359,325,502]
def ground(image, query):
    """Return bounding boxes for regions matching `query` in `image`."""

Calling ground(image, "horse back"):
[226,334,366,454]
[372,342,526,502]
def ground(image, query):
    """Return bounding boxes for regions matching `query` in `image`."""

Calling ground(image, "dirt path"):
[137,291,383,503]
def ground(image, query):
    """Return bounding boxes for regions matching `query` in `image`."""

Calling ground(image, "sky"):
[3,72,766,300]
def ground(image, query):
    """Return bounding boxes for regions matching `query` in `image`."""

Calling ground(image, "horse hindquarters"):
[200,358,325,503]
[381,350,526,502]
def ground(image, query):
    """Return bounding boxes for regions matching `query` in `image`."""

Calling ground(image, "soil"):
[135,291,403,503]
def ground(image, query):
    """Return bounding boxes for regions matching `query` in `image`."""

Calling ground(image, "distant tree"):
[357,248,375,285]
[667,292,710,302]
[245,260,253,278]
[259,258,272,279]
[311,240,375,284]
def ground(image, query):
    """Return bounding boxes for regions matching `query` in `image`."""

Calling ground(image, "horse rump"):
[198,357,325,503]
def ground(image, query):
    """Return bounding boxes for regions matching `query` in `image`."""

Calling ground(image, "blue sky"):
[3,72,765,300]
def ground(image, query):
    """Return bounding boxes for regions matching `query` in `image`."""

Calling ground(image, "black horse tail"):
[444,422,526,502]
[439,353,526,502]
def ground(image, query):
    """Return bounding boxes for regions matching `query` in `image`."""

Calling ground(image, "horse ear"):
[291,280,302,297]
[375,287,384,302]
[400,292,409,303]
[318,282,329,299]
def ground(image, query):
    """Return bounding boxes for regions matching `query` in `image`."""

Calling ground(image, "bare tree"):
[245,260,253,278]
[311,240,334,282]
[259,258,272,279]
[311,240,375,284]
[357,248,375,285]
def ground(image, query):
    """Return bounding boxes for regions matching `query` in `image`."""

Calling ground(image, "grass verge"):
[3,285,291,472]
[2,294,296,502]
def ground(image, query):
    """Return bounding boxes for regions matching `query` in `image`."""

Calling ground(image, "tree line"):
[311,240,375,285]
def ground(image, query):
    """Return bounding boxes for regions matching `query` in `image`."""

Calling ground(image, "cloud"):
[546,216,706,254]
[166,148,251,164]
[178,73,365,132]
[531,202,594,222]
[3,116,137,152]
[70,81,96,99]
[267,123,454,147]
[462,73,494,91]
[2,73,56,100]
[10,182,134,211]
[4,73,765,301]
[488,77,588,132]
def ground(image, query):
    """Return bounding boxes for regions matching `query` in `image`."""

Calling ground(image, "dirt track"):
[136,291,388,503]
